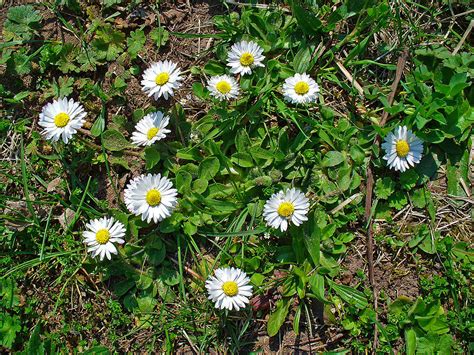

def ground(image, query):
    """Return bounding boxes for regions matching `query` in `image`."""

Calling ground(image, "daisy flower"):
[283,73,319,104]
[131,111,171,146]
[207,75,240,101]
[124,173,178,224]
[141,60,183,100]
[263,188,310,232]
[205,267,253,311]
[382,126,423,172]
[227,40,265,76]
[83,216,126,261]
[38,97,86,144]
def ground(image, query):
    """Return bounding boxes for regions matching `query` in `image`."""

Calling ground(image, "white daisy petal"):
[205,267,253,311]
[263,188,309,231]
[226,41,265,76]
[382,126,424,172]
[283,73,319,104]
[206,75,240,101]
[131,111,171,146]
[141,60,183,100]
[38,97,86,144]
[82,216,126,261]
[124,173,178,224]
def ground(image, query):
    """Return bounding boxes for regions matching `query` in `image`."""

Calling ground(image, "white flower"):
[205,267,253,311]
[263,188,309,232]
[131,111,171,146]
[382,126,423,172]
[141,60,183,100]
[282,73,319,104]
[207,75,240,101]
[227,40,265,76]
[124,173,178,224]
[38,97,86,144]
[83,216,126,261]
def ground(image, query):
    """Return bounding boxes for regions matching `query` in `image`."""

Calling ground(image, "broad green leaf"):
[322,151,345,167]
[203,60,225,75]
[192,82,207,99]
[290,1,322,36]
[144,146,160,170]
[308,273,326,302]
[192,178,208,194]
[198,157,220,180]
[176,170,192,194]
[231,152,254,167]
[293,46,312,73]
[293,305,301,334]
[114,279,135,297]
[327,279,368,309]
[405,328,416,355]
[91,116,105,137]
[267,299,291,337]
[102,129,133,151]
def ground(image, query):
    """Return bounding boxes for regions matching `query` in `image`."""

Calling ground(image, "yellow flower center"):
[216,80,231,94]
[54,112,70,128]
[95,229,110,245]
[294,81,310,95]
[155,72,169,86]
[146,189,161,206]
[395,140,410,158]
[277,202,295,217]
[222,281,238,296]
[147,127,159,140]
[240,52,254,66]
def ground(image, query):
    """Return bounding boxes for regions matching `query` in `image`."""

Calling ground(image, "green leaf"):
[144,146,160,170]
[203,60,225,76]
[102,129,133,151]
[375,177,395,199]
[192,82,207,100]
[400,169,419,190]
[127,29,146,59]
[267,299,291,337]
[92,25,125,62]
[327,279,368,309]
[231,152,254,168]
[114,279,135,297]
[83,346,110,355]
[176,170,192,194]
[448,72,468,97]
[52,76,74,98]
[150,27,169,48]
[293,46,312,73]
[308,273,326,302]
[192,178,208,194]
[9,51,32,75]
[91,116,105,137]
[411,188,427,209]
[4,5,42,41]
[405,328,416,355]
[0,314,21,349]
[198,157,220,180]
[290,1,322,36]
[304,211,320,266]
[26,323,44,355]
[322,151,345,167]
